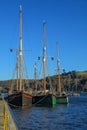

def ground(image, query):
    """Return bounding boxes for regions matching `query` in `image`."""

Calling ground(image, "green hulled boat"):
[56,94,68,104]
[56,43,69,104]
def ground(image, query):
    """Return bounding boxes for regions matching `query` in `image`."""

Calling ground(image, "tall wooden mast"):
[43,22,46,95]
[19,5,23,91]
[16,49,19,91]
[56,43,61,95]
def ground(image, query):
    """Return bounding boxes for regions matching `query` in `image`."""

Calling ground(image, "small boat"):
[71,79,80,96]
[8,6,32,108]
[72,92,80,96]
[32,22,56,107]
[0,93,8,99]
[56,43,68,104]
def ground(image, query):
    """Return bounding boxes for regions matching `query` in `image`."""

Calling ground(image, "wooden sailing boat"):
[8,5,32,108]
[56,43,68,104]
[32,22,56,106]
[72,78,80,96]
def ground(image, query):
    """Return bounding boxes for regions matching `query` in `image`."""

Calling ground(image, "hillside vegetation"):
[0,70,87,93]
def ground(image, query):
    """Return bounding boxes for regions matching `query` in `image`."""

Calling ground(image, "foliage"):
[0,70,87,92]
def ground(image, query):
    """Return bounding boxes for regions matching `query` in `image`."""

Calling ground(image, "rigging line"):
[10,61,18,92]
[22,54,29,88]
[38,62,43,79]
[46,64,54,94]
[32,94,49,106]
[22,54,29,79]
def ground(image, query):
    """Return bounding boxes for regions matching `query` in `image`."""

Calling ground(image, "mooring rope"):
[8,102,22,108]
[32,94,50,106]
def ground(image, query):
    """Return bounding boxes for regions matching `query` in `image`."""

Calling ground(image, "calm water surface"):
[12,95,87,130]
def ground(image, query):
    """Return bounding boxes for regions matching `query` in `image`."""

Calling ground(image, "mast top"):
[20,5,22,11]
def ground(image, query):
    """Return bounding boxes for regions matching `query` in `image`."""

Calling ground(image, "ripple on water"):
[12,96,87,130]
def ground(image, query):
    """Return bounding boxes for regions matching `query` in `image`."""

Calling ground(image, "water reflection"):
[12,96,87,130]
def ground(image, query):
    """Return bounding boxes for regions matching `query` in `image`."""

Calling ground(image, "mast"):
[19,5,23,91]
[34,62,37,81]
[16,49,19,91]
[34,62,37,95]
[56,43,61,95]
[43,22,46,95]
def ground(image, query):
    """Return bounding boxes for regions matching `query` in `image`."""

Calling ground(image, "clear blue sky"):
[0,0,87,80]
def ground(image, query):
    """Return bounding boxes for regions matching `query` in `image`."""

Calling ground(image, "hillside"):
[51,70,87,92]
[0,70,87,93]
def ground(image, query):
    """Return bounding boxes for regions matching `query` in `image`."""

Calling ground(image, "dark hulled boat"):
[32,94,56,107]
[32,23,56,107]
[8,6,32,108]
[8,91,32,108]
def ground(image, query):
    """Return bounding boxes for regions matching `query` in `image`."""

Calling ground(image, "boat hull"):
[8,91,32,108]
[32,94,56,107]
[56,95,68,104]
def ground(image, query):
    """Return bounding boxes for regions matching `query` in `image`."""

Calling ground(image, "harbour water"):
[12,94,87,130]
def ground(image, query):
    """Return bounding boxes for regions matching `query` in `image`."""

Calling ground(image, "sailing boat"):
[56,43,68,104]
[72,78,80,96]
[32,22,56,107]
[8,6,32,108]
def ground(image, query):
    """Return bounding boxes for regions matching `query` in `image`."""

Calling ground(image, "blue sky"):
[0,0,87,80]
